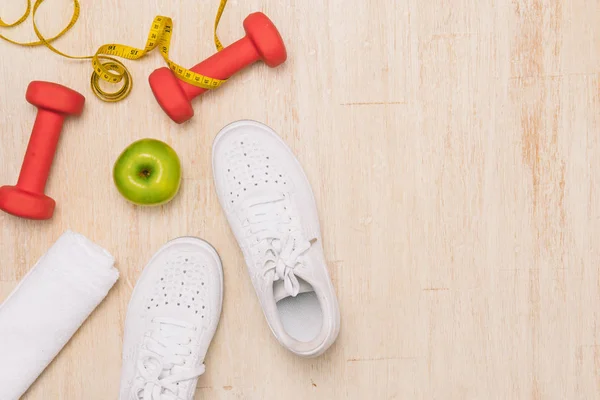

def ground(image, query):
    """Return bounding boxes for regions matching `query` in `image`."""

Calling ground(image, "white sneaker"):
[212,120,340,357]
[119,237,223,400]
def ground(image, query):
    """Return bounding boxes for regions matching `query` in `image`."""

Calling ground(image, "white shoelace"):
[133,318,204,400]
[243,193,312,297]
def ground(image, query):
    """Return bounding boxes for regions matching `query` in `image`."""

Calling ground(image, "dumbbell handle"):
[17,110,64,194]
[181,36,259,100]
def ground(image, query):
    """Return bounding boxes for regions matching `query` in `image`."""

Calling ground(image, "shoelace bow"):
[244,194,313,297]
[133,318,204,400]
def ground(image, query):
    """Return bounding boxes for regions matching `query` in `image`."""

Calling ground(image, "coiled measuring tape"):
[0,0,228,102]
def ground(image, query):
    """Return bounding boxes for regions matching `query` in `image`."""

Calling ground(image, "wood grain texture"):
[1,0,599,398]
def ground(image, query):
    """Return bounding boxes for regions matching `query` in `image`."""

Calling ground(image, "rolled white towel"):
[0,230,119,400]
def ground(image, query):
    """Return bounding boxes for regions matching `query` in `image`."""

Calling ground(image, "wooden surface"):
[1,0,600,399]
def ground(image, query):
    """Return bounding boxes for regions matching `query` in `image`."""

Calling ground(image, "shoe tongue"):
[273,278,314,302]
[160,323,186,337]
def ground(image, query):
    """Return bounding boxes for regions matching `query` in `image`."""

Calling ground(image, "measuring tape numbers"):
[0,0,229,102]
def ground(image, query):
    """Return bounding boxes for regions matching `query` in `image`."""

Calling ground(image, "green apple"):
[113,139,182,206]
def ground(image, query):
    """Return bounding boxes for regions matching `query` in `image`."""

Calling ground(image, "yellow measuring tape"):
[0,0,228,102]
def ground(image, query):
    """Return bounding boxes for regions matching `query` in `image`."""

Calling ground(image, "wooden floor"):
[1,0,600,398]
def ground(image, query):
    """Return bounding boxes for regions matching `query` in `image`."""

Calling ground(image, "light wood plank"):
[1,0,599,398]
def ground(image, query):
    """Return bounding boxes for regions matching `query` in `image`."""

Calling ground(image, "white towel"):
[0,230,119,400]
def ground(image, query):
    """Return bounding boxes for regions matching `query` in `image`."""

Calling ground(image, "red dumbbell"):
[0,81,85,220]
[149,12,287,124]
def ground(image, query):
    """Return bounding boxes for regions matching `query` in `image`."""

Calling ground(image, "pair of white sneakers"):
[118,121,340,400]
